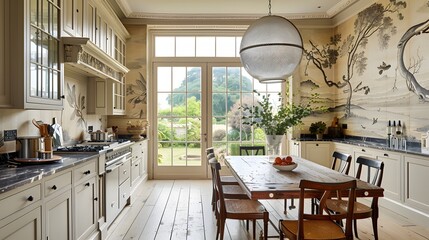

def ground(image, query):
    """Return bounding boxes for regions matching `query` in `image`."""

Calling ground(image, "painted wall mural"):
[126,72,147,118]
[397,19,429,99]
[65,82,87,129]
[304,1,406,118]
[302,0,429,141]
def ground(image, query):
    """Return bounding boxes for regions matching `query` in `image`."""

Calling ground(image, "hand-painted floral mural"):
[301,0,429,141]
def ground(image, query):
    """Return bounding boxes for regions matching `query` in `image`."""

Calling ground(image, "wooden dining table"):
[224,155,384,221]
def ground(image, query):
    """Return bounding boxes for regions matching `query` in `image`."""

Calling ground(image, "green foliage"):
[241,90,326,135]
[309,121,327,134]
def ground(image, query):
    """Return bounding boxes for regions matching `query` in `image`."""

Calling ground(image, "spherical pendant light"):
[240,12,303,83]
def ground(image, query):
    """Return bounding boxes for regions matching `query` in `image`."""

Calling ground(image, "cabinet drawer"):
[119,178,130,209]
[74,160,96,183]
[44,171,72,197]
[119,160,130,184]
[131,158,141,184]
[0,184,41,220]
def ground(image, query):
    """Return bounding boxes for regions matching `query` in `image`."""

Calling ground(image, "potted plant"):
[241,90,325,154]
[309,121,327,140]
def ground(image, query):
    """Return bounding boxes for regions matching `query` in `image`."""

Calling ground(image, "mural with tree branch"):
[304,1,407,118]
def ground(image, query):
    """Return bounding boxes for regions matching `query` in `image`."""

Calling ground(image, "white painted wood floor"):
[107,180,429,240]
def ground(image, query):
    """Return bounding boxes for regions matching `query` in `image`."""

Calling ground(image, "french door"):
[152,62,277,179]
[153,63,208,179]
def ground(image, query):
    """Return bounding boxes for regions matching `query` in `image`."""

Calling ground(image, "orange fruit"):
[285,156,293,164]
[274,157,282,165]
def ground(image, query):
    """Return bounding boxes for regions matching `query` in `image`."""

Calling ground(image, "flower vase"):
[266,135,284,158]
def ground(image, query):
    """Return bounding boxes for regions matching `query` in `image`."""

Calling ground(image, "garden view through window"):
[153,34,282,169]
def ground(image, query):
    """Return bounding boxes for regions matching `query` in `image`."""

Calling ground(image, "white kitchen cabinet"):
[0,1,11,107]
[44,171,72,240]
[87,77,126,115]
[45,189,72,240]
[86,0,97,43]
[0,184,42,240]
[289,139,301,157]
[0,207,42,240]
[131,140,149,193]
[404,154,429,213]
[63,0,84,37]
[301,142,332,167]
[4,0,63,109]
[73,158,99,240]
[376,150,401,202]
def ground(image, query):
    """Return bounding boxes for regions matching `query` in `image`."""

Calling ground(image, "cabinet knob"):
[76,9,79,13]
[135,164,139,166]
[316,144,319,146]
[111,202,115,207]
[61,95,65,99]
[84,170,91,175]
[85,182,90,187]
[123,170,127,174]
[94,197,98,201]
[52,185,57,190]
[27,196,34,201]
[361,149,366,152]
[384,153,388,157]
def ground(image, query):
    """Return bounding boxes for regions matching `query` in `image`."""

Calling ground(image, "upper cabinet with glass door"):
[2,0,63,109]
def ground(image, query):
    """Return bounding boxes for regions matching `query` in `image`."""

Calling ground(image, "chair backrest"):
[298,179,357,240]
[206,147,214,155]
[331,151,352,175]
[355,156,384,187]
[239,146,265,156]
[210,161,226,215]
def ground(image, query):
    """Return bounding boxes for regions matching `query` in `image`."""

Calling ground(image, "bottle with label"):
[386,120,392,147]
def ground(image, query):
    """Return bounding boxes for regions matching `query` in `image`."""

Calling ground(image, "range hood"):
[62,37,129,82]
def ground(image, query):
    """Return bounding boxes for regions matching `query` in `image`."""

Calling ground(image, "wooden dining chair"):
[326,156,384,240]
[208,157,248,213]
[239,146,265,156]
[279,179,357,240]
[211,161,269,240]
[206,148,238,185]
[312,151,353,213]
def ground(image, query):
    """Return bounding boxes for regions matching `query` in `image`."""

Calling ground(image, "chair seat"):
[326,199,373,219]
[223,185,249,199]
[220,175,239,185]
[280,219,347,240]
[222,199,266,218]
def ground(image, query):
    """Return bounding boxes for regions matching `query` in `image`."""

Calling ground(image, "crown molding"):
[115,0,372,28]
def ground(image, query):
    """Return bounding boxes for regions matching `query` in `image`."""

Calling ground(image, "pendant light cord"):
[268,0,272,15]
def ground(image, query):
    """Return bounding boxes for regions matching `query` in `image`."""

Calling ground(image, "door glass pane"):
[211,66,281,159]
[157,66,202,167]
[157,67,172,92]
[212,67,226,91]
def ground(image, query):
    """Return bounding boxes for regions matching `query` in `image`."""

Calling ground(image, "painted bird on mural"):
[378,61,391,75]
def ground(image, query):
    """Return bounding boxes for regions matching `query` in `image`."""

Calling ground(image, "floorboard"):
[107,180,429,240]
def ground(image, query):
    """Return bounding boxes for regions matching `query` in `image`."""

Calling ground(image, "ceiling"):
[111,0,375,26]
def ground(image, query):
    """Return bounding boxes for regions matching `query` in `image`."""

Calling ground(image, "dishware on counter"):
[16,136,54,159]
[273,162,298,171]
[89,130,112,142]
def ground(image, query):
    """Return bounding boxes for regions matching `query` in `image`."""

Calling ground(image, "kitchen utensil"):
[51,117,64,148]
[90,130,109,141]
[16,136,42,158]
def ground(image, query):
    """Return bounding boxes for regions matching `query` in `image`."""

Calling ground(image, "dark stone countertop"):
[294,136,428,158]
[0,153,99,194]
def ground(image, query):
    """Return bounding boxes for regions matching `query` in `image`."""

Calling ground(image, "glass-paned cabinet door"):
[113,78,126,113]
[29,0,61,101]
